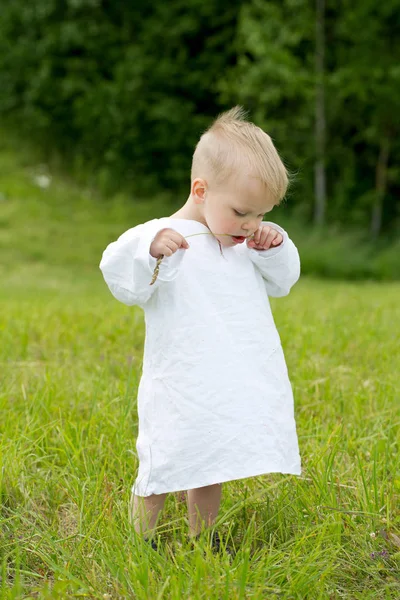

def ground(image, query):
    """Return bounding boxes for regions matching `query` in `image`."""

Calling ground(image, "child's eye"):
[234,209,265,218]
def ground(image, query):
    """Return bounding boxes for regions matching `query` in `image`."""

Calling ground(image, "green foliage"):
[219,0,316,201]
[0,0,241,194]
[220,0,400,232]
[0,0,399,234]
[327,1,400,231]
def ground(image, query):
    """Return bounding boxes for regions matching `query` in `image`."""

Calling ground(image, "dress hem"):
[131,464,302,497]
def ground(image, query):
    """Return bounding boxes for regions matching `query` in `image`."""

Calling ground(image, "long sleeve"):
[247,222,300,297]
[99,220,186,308]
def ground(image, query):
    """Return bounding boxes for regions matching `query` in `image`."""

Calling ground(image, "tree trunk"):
[371,135,390,238]
[314,0,327,226]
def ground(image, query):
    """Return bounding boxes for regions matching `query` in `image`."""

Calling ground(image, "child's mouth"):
[232,236,246,243]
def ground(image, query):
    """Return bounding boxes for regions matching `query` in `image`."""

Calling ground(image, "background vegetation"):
[0,0,399,251]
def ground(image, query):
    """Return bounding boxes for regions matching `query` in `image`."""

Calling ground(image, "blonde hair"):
[191,106,289,204]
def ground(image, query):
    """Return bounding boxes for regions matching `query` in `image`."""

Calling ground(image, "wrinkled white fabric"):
[100,217,302,496]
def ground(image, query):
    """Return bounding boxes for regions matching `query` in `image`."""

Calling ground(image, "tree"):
[218,0,317,218]
[329,0,400,236]
[314,0,327,225]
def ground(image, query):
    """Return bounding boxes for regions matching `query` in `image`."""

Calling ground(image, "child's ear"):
[192,178,207,203]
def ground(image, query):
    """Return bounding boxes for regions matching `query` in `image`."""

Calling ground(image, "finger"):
[272,233,283,246]
[254,228,267,248]
[253,227,263,245]
[259,228,270,247]
[171,233,190,249]
[264,230,277,249]
[164,240,178,256]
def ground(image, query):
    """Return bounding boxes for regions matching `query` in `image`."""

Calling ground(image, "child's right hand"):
[150,228,190,258]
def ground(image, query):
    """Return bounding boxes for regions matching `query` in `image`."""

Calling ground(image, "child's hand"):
[246,224,283,250]
[150,228,190,258]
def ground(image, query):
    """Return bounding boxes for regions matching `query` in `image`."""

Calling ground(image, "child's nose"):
[243,218,260,235]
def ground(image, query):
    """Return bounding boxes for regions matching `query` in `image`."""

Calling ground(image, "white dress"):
[99,217,302,496]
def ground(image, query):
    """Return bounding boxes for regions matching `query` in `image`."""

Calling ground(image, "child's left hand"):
[246,224,283,250]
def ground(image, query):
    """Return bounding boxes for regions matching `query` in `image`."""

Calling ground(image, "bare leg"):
[129,491,167,538]
[187,483,222,537]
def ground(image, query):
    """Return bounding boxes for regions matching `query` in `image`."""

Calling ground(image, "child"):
[99,106,302,551]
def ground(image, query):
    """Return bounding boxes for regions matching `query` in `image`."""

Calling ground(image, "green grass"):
[0,137,400,598]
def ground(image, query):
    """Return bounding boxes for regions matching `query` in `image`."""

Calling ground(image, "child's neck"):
[169,196,206,225]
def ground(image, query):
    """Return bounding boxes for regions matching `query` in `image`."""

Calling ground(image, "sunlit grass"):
[1,277,399,598]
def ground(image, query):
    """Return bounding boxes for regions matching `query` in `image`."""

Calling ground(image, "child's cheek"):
[233,218,242,232]
[225,218,237,233]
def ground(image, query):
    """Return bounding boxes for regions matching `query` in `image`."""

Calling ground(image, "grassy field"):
[0,141,400,598]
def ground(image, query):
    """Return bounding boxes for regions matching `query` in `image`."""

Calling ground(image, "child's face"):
[201,173,275,247]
